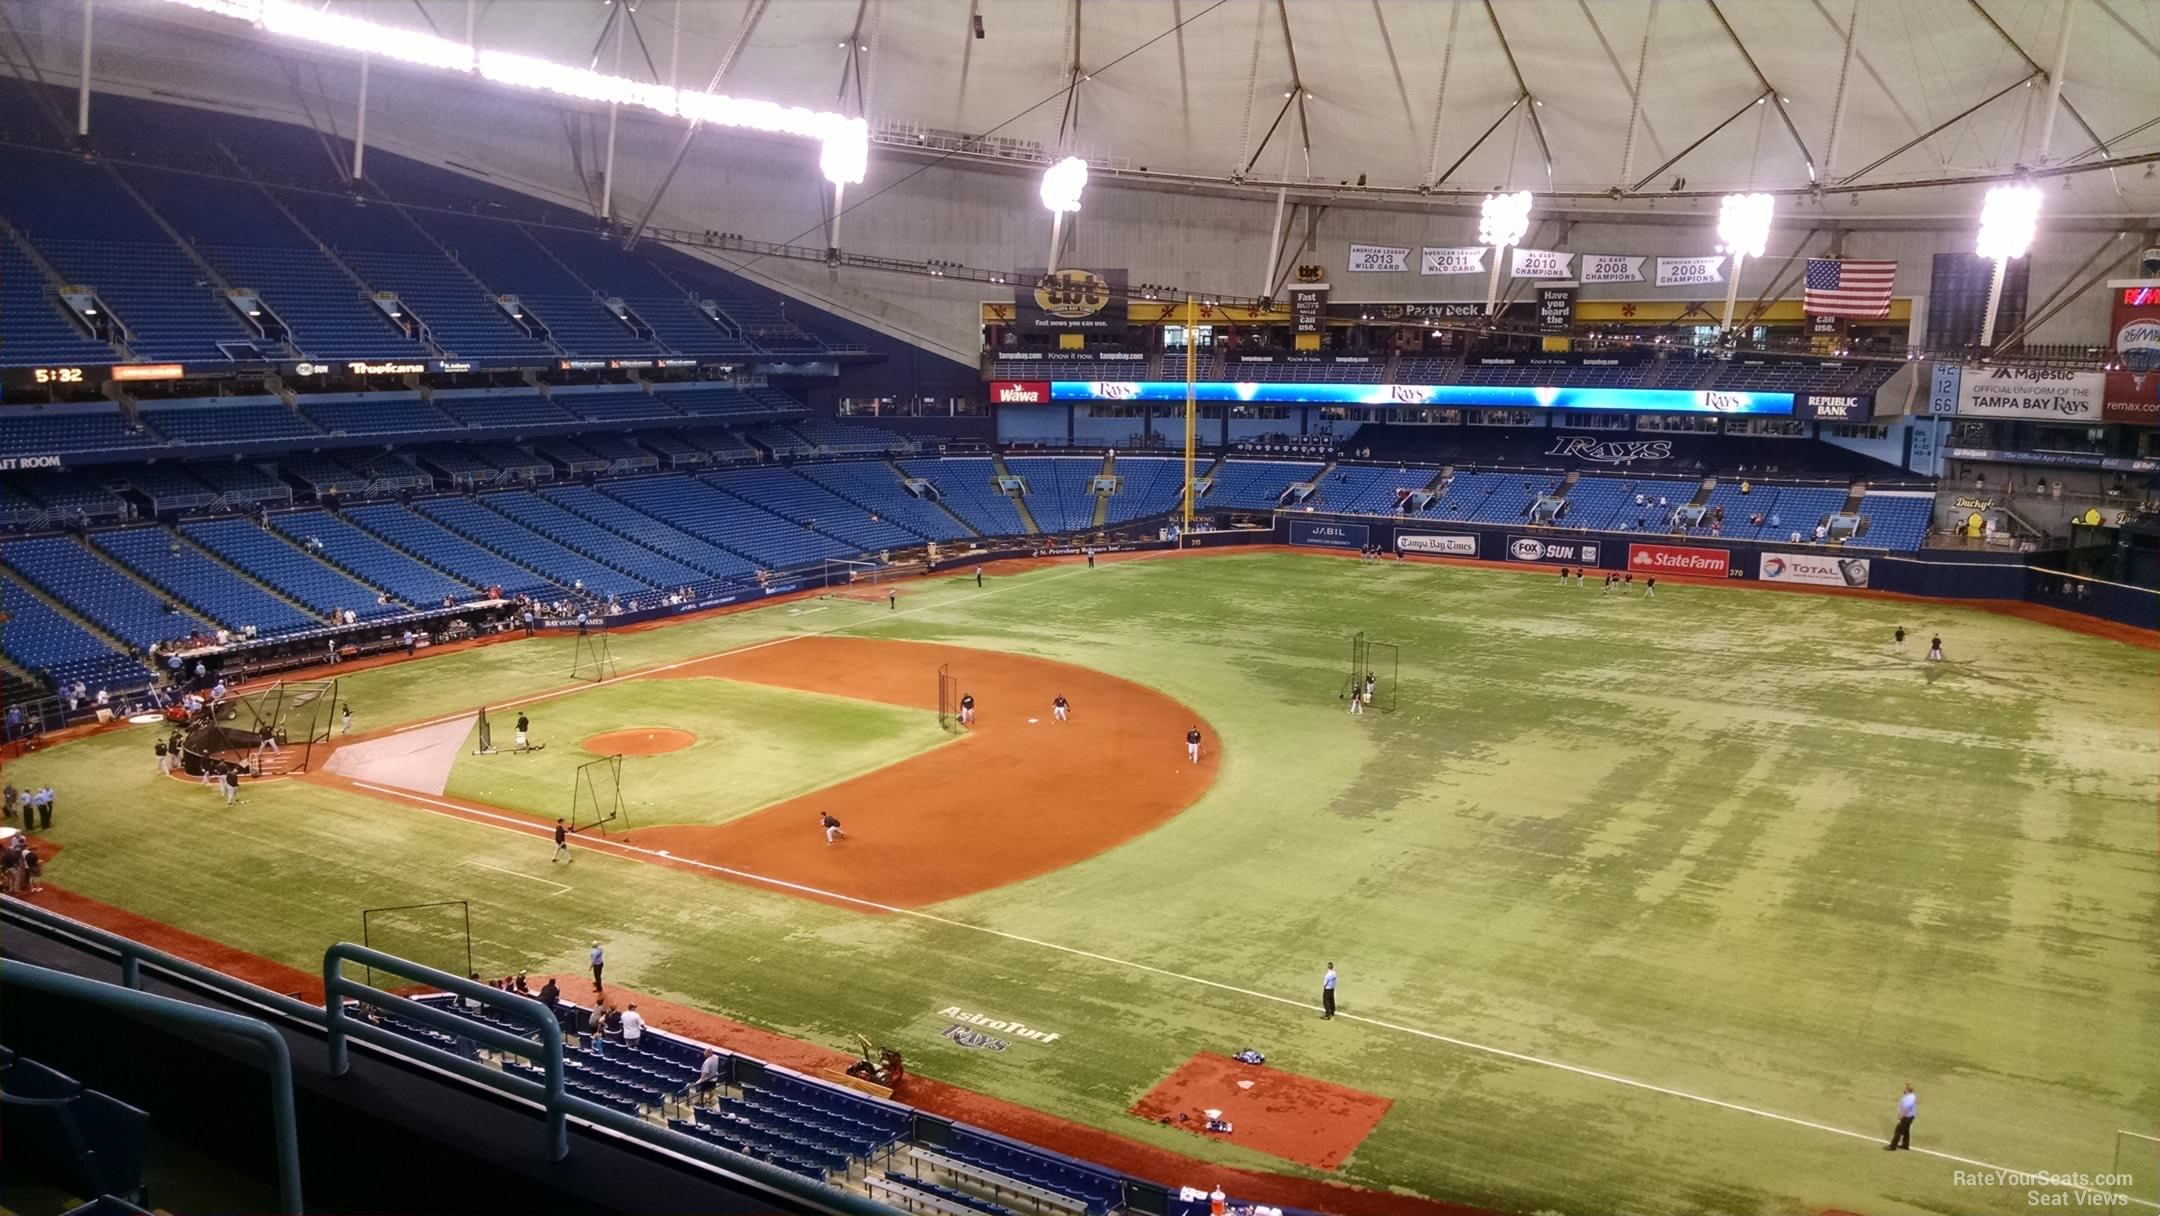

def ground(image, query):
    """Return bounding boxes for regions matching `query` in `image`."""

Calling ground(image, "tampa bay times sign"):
[1016,268,1128,337]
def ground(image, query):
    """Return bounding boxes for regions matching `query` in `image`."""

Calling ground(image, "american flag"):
[1804,259,1896,318]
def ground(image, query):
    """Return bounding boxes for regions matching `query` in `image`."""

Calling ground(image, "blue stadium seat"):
[898,458,1026,536]
[4,533,211,652]
[92,525,321,635]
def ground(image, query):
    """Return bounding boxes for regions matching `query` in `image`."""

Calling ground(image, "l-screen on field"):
[30,554,2160,1216]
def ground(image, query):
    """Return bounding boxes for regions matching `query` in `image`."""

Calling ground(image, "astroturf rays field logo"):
[938,1006,1062,1050]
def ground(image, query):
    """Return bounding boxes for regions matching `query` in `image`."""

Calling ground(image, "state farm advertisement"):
[2104,285,2160,425]
[990,380,1051,404]
[1628,543,1730,577]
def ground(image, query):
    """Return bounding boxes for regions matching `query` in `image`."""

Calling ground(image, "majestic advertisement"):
[1796,393,1875,422]
[1627,543,1730,577]
[1014,268,1127,335]
[989,380,1052,404]
[1348,244,1412,273]
[2103,284,2160,425]
[1506,535,1600,565]
[1395,532,1479,557]
[1953,365,2104,420]
[1760,552,1870,588]
[1289,286,1329,335]
[1051,382,1795,414]
[1289,520,1370,549]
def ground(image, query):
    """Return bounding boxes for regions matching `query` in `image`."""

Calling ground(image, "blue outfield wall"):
[1271,511,2156,634]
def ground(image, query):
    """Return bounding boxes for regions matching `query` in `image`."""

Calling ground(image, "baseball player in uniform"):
[515,712,531,750]
[1927,635,1944,662]
[553,818,571,863]
[1052,695,1069,723]
[1893,626,1906,654]
[1186,726,1202,763]
[958,693,975,726]
[820,812,846,845]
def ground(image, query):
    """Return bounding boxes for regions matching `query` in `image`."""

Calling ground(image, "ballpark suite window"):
[839,396,896,416]
[1635,413,1721,433]
[1728,417,1808,438]
[1086,404,1145,418]
[1466,409,1541,427]
[1568,412,1633,432]
[1228,404,1290,420]
[1827,423,1889,440]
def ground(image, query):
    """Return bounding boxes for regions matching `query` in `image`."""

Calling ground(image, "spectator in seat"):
[620,1003,646,1052]
[696,1048,721,1097]
[537,976,560,1008]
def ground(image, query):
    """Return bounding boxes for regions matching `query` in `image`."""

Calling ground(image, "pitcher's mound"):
[584,728,696,756]
[1131,1052,1391,1171]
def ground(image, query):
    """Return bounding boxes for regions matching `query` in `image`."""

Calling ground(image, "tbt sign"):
[1015,268,1126,335]
[1627,543,1730,577]
[1395,533,1478,557]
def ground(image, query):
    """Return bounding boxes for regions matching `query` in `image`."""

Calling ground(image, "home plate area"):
[1130,1053,1391,1171]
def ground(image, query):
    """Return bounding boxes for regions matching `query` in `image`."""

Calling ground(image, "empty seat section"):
[434,393,572,429]
[1857,494,1931,549]
[705,467,923,550]
[411,214,656,357]
[282,454,373,496]
[794,462,973,541]
[0,575,149,692]
[654,388,789,418]
[189,461,293,505]
[532,484,756,582]
[1103,457,1188,523]
[300,395,456,436]
[0,240,119,367]
[1003,457,1100,532]
[3,534,209,651]
[268,509,479,605]
[416,496,652,598]
[559,391,681,423]
[789,418,909,454]
[345,502,556,599]
[181,516,398,619]
[125,465,218,512]
[898,458,1025,536]
[599,475,854,571]
[0,405,144,457]
[92,526,318,635]
[1202,460,1323,509]
[139,400,320,445]
[522,228,755,356]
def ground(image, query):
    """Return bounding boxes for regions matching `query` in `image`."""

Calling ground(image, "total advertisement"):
[1506,535,1599,565]
[1953,365,2104,421]
[2104,284,2160,425]
[1395,532,1479,557]
[1627,543,1730,577]
[1289,520,1369,549]
[1760,551,1869,588]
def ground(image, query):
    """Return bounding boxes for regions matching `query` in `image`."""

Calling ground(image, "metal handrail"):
[1,902,895,1216]
[1,958,304,1215]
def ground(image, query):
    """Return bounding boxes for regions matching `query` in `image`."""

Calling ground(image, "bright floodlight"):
[1976,185,2042,261]
[1478,191,1533,249]
[1716,193,1775,260]
[1040,157,1090,214]
[819,117,869,185]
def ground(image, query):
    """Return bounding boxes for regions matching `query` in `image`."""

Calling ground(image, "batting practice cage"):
[570,625,617,682]
[356,899,473,989]
[1343,632,1401,714]
[571,753,630,836]
[473,706,495,754]
[181,677,339,776]
[936,663,961,730]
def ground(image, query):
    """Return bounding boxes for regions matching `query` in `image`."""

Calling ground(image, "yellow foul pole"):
[1182,294,1197,532]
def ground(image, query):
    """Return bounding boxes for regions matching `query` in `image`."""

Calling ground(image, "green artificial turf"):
[441,677,952,828]
[19,554,2158,1216]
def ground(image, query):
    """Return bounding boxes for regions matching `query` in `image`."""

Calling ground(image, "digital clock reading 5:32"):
[32,366,88,384]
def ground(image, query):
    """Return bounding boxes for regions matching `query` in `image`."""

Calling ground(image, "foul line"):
[455,859,572,895]
[376,565,1093,740]
[349,778,2156,1209]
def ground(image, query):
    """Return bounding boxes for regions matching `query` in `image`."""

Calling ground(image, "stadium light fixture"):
[1975,184,2041,347]
[1040,156,1089,273]
[1478,190,1532,316]
[1715,192,1774,331]
[149,0,870,188]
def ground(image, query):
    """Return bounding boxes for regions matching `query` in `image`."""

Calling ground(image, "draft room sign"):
[1016,267,1127,336]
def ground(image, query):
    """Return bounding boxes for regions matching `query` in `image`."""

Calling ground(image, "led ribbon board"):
[1048,383,1797,415]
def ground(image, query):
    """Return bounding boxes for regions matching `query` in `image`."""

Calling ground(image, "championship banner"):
[1655,255,1726,288]
[1348,244,1412,273]
[1510,248,1573,279]
[1579,255,1646,284]
[1954,365,2104,420]
[1628,543,1729,577]
[1289,286,1329,335]
[1015,267,1126,336]
[1536,283,1577,334]
[1420,246,1487,275]
[1761,552,1869,588]
[2104,284,2160,425]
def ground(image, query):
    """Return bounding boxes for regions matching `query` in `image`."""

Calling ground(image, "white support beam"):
[351,52,369,181]
[2034,0,2078,164]
[76,0,92,138]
